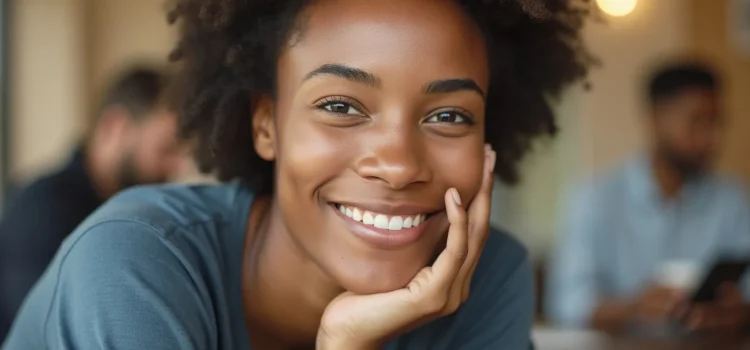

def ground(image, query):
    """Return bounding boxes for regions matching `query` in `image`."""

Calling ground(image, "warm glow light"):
[596,0,637,17]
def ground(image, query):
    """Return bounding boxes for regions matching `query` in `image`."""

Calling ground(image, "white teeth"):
[403,216,413,228]
[336,204,428,232]
[388,216,404,230]
[363,211,374,225]
[374,214,389,229]
[413,215,422,226]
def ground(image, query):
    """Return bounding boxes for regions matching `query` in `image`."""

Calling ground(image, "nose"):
[353,130,432,190]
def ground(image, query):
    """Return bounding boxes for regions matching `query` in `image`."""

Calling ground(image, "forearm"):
[590,300,636,333]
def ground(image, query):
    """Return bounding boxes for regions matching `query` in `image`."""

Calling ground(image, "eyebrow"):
[424,79,485,99]
[303,64,381,87]
[303,63,485,99]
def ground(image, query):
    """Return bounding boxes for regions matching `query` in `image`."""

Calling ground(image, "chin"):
[334,257,430,295]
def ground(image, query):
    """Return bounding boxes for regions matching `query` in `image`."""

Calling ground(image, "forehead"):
[659,89,719,113]
[280,0,489,90]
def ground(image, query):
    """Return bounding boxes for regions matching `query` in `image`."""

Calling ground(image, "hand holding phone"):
[685,283,749,334]
[681,259,750,334]
[689,260,749,303]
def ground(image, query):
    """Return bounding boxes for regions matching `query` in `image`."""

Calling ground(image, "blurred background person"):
[0,66,186,340]
[546,62,750,335]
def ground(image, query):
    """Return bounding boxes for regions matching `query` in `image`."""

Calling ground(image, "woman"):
[3,0,592,349]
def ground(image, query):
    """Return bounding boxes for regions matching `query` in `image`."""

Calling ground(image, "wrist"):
[316,328,380,350]
[316,336,380,350]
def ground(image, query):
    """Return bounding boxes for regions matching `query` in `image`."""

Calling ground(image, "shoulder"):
[3,169,75,210]
[10,218,220,349]
[64,181,254,262]
[461,227,533,322]
[52,182,254,275]
[6,184,253,348]
[79,182,251,233]
[395,228,533,348]
[472,227,531,294]
[50,182,254,292]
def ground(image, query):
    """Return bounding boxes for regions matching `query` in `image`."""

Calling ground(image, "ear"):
[252,94,276,161]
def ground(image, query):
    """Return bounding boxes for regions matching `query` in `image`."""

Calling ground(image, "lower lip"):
[330,204,437,249]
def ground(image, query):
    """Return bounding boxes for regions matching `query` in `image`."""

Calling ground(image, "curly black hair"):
[168,0,595,194]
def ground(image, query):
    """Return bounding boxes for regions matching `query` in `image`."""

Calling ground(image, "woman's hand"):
[316,145,497,350]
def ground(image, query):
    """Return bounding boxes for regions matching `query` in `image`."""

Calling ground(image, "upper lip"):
[331,200,443,216]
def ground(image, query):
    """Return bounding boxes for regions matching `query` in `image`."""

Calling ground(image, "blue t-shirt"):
[3,183,533,349]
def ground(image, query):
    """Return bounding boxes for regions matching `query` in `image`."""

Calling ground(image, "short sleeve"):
[6,220,216,349]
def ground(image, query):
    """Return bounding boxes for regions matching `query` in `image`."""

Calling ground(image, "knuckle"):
[444,299,461,314]
[449,248,469,264]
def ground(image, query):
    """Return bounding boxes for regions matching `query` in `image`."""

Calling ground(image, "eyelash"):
[314,97,475,125]
[314,96,367,116]
[424,108,475,125]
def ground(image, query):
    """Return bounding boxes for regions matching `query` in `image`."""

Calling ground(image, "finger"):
[687,308,704,331]
[460,146,496,299]
[641,301,675,319]
[670,299,690,319]
[430,188,469,292]
[466,145,496,223]
[719,283,743,306]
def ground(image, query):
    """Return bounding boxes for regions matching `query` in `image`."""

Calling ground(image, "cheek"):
[277,120,354,196]
[131,144,159,175]
[430,142,484,205]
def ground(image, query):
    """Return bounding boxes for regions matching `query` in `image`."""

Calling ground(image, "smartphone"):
[689,259,750,303]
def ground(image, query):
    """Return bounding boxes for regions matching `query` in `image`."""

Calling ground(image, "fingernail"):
[450,188,462,206]
[484,143,491,154]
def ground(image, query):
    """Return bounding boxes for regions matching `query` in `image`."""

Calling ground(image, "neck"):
[84,139,121,200]
[243,197,344,349]
[651,153,684,198]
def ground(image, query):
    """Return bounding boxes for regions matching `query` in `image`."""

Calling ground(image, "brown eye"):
[320,101,365,116]
[426,111,470,124]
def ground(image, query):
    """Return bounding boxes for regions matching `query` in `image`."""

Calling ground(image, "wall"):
[10,0,88,181]
[9,0,192,183]
[581,0,689,172]
[86,0,175,122]
[689,0,750,181]
[498,0,690,259]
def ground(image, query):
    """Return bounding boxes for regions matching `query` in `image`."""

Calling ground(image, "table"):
[532,328,750,350]
[606,336,750,350]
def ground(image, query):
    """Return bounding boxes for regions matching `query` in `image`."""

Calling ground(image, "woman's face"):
[255,0,489,294]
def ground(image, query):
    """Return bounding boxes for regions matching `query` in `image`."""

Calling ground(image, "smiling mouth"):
[333,203,436,231]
